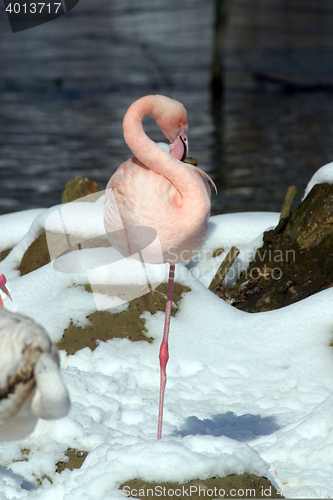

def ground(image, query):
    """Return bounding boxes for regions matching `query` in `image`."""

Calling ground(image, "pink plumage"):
[104,95,212,265]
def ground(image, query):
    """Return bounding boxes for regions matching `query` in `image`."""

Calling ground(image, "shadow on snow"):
[176,411,280,442]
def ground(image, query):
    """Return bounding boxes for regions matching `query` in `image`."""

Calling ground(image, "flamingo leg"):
[157,263,175,440]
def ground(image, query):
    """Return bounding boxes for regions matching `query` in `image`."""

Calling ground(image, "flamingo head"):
[0,274,12,307]
[151,95,188,160]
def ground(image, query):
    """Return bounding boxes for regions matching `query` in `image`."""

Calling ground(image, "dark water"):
[1,0,333,217]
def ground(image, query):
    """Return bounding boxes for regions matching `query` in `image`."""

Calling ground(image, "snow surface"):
[0,180,333,499]
[303,161,333,198]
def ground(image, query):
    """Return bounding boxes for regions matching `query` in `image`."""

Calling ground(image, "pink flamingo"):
[0,274,70,440]
[104,95,214,439]
[0,274,11,307]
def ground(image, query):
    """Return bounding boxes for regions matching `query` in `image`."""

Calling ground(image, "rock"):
[62,176,101,203]
[214,183,333,312]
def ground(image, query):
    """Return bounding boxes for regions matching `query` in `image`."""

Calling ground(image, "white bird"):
[0,275,70,441]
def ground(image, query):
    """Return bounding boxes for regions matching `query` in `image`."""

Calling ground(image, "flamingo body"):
[104,95,212,265]
[0,306,70,441]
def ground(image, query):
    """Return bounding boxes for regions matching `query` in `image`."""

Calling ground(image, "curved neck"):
[123,96,204,197]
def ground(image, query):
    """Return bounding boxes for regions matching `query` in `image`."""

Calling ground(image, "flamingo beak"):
[0,274,12,306]
[169,126,188,162]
